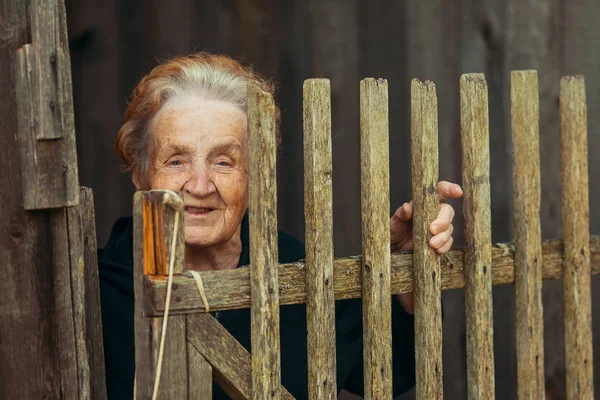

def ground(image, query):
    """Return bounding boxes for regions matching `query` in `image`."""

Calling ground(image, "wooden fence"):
[134,72,598,400]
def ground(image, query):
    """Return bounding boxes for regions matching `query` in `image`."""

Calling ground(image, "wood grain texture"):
[247,83,281,400]
[187,340,212,400]
[460,74,495,400]
[65,187,107,400]
[511,70,545,400]
[303,79,337,400]
[186,314,295,400]
[78,187,107,400]
[134,191,187,399]
[560,76,593,400]
[51,208,80,400]
[359,78,393,399]
[0,0,59,397]
[411,79,443,400]
[66,190,88,399]
[13,0,79,210]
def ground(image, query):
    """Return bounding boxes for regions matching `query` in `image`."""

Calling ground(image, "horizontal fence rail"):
[133,71,597,400]
[144,239,600,315]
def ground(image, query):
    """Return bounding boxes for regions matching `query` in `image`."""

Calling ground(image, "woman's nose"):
[183,166,217,197]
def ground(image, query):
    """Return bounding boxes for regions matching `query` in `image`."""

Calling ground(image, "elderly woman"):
[99,53,462,399]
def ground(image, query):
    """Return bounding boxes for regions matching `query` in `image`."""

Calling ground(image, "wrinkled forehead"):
[149,96,248,153]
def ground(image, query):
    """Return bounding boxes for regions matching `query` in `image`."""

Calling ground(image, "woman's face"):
[145,96,248,248]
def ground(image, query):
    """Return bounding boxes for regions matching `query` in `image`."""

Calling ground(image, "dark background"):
[64,1,600,399]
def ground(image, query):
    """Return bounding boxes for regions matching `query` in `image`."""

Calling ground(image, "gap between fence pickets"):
[144,237,600,316]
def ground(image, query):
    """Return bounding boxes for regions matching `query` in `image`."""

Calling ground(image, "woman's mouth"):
[184,206,215,217]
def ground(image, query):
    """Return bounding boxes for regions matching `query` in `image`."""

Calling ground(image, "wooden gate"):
[134,73,598,400]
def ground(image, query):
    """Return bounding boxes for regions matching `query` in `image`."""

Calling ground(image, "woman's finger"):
[435,236,454,254]
[430,223,454,249]
[437,181,463,202]
[392,201,413,222]
[430,203,455,235]
[397,293,414,314]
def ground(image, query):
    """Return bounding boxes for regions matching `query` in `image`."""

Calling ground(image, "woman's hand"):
[390,181,463,314]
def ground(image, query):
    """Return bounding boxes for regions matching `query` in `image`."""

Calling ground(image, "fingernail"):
[431,223,438,234]
[431,238,439,247]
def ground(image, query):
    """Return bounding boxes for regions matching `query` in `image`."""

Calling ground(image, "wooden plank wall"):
[64,1,600,399]
[1,0,105,398]
[0,3,50,399]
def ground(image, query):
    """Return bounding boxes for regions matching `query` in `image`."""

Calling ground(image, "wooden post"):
[133,190,188,399]
[247,83,281,400]
[460,74,495,399]
[411,78,443,400]
[511,70,545,400]
[560,76,594,400]
[360,78,393,399]
[303,79,337,399]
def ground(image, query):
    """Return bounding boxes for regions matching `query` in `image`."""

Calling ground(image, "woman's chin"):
[184,227,222,248]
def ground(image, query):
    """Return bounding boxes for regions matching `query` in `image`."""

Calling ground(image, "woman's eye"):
[168,159,183,167]
[216,160,231,167]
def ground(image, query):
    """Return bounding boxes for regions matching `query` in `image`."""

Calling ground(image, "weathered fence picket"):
[411,79,443,400]
[360,78,393,399]
[247,83,282,400]
[511,70,545,400]
[460,73,495,400]
[303,79,337,400]
[560,76,594,400]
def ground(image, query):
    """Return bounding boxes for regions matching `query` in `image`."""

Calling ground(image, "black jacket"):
[99,215,416,399]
